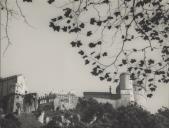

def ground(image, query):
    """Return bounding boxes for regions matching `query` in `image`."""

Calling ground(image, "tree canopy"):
[42,98,169,128]
[47,0,169,97]
[0,113,21,128]
[0,97,168,128]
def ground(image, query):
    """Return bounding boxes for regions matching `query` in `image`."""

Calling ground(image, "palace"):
[0,75,78,114]
[38,92,78,111]
[0,73,146,114]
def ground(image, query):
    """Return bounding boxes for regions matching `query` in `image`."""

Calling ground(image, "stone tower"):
[117,73,135,107]
[84,72,147,108]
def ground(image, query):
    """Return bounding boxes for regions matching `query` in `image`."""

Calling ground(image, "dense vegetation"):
[0,98,169,128]
[0,113,21,128]
[0,0,169,127]
[0,111,41,128]
[42,98,169,128]
[1,0,169,97]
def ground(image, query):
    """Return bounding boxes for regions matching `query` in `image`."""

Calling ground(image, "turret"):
[119,73,133,90]
[117,73,134,107]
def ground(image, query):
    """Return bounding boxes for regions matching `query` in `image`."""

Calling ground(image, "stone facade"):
[0,75,26,113]
[23,93,39,113]
[0,75,39,114]
[54,93,78,110]
[0,73,146,114]
[84,73,146,108]
[38,93,78,111]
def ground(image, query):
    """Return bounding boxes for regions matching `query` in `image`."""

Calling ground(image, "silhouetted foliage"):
[1,0,169,97]
[157,107,169,119]
[76,98,108,123]
[47,0,169,97]
[18,113,42,128]
[23,0,32,2]
[0,113,21,128]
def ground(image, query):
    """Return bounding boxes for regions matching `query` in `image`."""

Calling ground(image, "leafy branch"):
[48,0,169,97]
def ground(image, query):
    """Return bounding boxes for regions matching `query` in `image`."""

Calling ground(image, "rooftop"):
[0,74,23,81]
[83,92,121,100]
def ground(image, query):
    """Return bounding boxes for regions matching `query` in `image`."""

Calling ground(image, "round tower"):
[118,73,135,107]
[119,73,133,90]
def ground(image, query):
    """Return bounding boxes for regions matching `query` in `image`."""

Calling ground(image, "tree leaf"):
[48,0,55,4]
[87,31,92,36]
[88,43,96,48]
[85,59,90,65]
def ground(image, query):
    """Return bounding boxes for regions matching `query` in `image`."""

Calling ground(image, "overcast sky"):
[1,0,169,113]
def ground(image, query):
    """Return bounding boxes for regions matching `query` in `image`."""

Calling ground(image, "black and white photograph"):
[0,0,169,128]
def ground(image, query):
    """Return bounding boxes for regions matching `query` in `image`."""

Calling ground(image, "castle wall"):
[93,97,121,108]
[53,95,78,110]
[13,94,24,114]
[93,93,134,109]
[0,75,26,113]
[117,94,134,107]
[0,75,26,96]
[0,76,17,97]
[84,73,140,109]
[133,87,147,108]
[15,75,26,95]
[39,93,78,111]
[23,93,39,113]
[84,92,120,100]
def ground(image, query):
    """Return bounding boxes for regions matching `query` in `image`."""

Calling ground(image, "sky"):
[0,0,169,113]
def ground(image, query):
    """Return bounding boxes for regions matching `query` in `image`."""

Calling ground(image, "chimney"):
[109,86,112,94]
